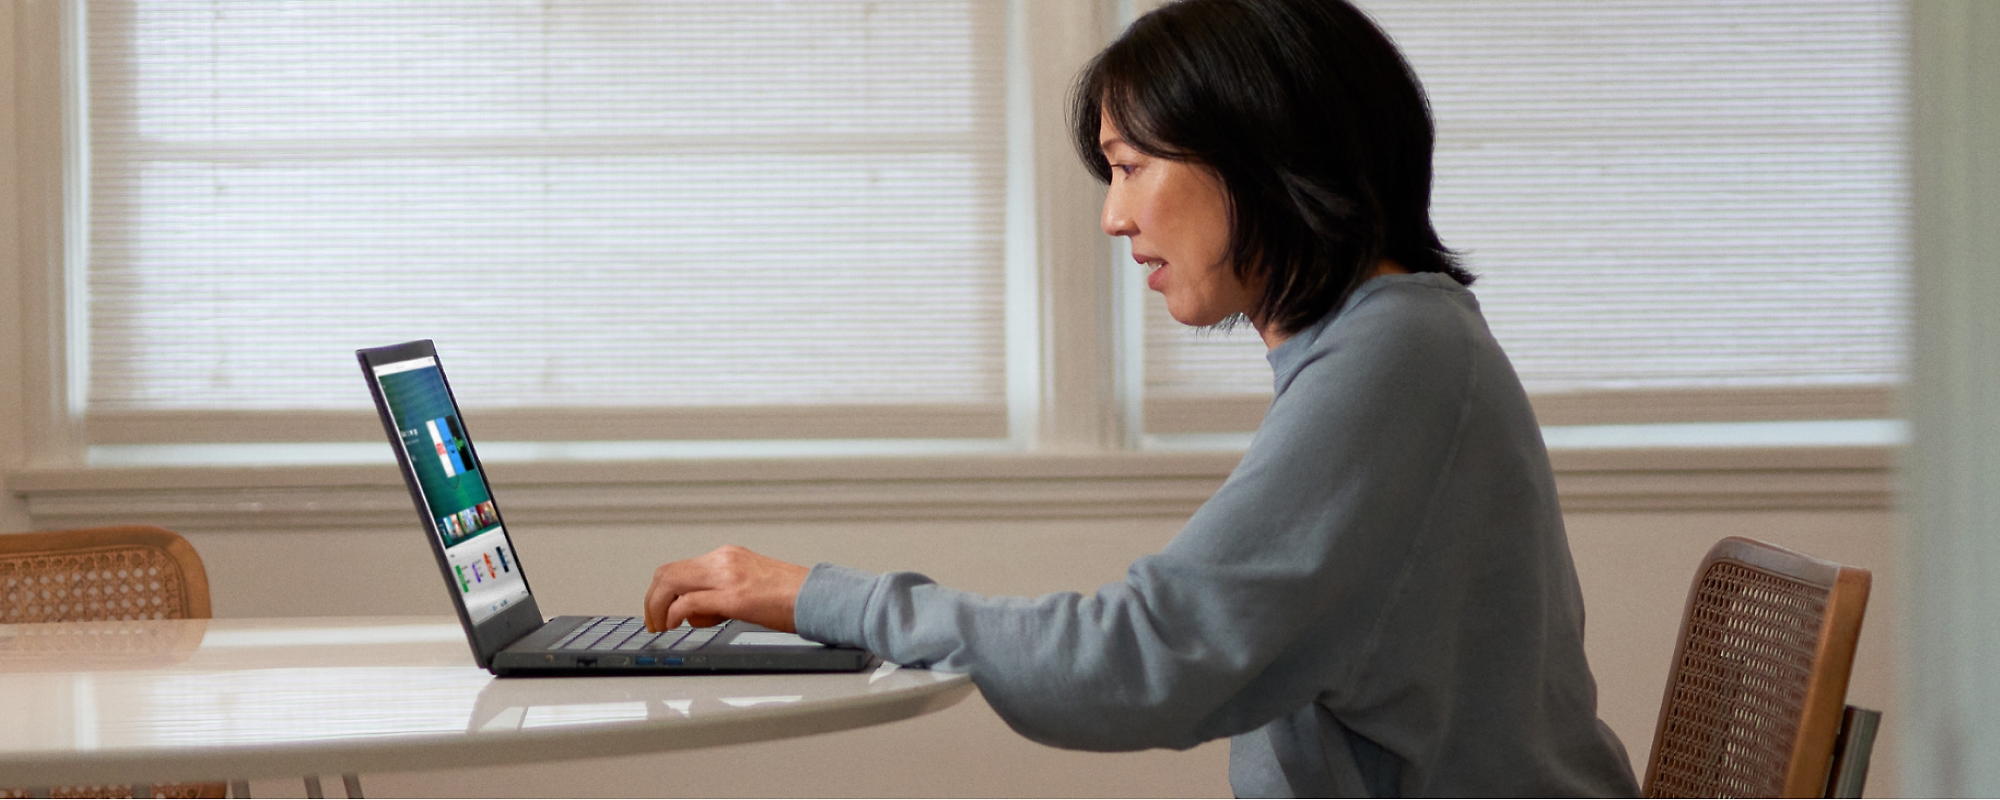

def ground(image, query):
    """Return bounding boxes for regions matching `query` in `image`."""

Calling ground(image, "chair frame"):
[1642,536,1872,798]
[0,526,212,620]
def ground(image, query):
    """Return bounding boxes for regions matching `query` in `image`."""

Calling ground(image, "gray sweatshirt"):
[795,273,1640,797]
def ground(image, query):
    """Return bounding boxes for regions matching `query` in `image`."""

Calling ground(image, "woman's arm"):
[645,280,1481,752]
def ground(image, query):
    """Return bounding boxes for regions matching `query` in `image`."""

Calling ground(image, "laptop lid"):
[358,339,543,669]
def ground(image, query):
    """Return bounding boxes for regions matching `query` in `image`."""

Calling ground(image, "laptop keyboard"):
[551,616,725,653]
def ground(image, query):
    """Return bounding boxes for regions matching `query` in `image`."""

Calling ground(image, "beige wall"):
[159,509,1897,798]
[0,0,30,535]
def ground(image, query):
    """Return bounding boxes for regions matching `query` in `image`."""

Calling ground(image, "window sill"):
[3,444,1894,531]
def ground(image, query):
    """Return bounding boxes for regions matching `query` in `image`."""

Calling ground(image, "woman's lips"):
[1145,261,1167,292]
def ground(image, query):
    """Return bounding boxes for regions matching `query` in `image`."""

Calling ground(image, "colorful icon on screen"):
[474,501,499,528]
[426,416,475,477]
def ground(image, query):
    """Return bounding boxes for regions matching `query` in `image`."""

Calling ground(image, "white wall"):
[1903,1,2000,794]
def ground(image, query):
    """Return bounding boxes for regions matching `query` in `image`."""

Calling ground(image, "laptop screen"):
[370,355,529,624]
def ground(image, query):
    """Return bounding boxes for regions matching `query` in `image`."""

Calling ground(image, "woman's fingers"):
[666,592,729,629]
[644,559,704,631]
[643,545,810,632]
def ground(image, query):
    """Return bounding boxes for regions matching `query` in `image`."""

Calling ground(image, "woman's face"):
[1099,112,1263,329]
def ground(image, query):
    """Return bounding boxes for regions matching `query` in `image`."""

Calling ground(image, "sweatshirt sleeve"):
[795,284,1482,752]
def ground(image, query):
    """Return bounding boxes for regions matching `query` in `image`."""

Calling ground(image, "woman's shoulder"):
[1338,272,1480,332]
[1267,272,1494,403]
[1278,273,1487,368]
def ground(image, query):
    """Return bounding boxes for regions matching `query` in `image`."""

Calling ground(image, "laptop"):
[357,339,874,675]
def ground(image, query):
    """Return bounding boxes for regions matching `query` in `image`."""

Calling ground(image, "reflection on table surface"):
[0,617,209,671]
[0,616,963,760]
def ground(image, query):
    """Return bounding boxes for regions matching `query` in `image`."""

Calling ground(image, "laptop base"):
[492,616,875,675]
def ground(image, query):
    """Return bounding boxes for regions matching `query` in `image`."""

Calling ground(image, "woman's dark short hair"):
[1073,0,1472,336]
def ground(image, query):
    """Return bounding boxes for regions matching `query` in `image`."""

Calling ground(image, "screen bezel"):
[357,339,543,669]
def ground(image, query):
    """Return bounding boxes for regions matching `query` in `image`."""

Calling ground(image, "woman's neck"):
[1254,259,1410,351]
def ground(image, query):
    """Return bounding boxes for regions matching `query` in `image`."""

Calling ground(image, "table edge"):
[2,672,976,786]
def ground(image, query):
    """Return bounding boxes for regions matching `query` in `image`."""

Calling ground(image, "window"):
[54,0,1906,463]
[79,1,1011,448]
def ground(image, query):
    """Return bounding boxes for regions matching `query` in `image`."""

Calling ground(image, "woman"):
[643,0,1639,795]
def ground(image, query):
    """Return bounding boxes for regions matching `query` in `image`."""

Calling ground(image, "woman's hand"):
[643,545,811,633]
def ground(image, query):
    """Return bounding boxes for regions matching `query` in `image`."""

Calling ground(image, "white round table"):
[0,616,973,787]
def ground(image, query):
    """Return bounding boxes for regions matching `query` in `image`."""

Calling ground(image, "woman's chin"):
[1166,307,1226,328]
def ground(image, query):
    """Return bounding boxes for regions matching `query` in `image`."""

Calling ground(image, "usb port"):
[636,657,657,666]
[662,657,684,666]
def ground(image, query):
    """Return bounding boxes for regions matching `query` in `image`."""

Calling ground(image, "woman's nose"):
[1102,189,1136,237]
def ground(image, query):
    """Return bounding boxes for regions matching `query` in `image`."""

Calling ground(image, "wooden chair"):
[1,526,221,798]
[1,527,361,799]
[1643,536,1880,798]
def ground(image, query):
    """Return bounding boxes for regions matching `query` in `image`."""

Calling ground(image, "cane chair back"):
[1,527,211,624]
[0,526,224,799]
[1643,537,1872,798]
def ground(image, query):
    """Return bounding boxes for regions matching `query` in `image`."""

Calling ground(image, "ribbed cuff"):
[794,562,879,648]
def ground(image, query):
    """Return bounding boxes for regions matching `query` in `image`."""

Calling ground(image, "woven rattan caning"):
[1643,537,1871,799]
[0,536,208,623]
[0,526,223,799]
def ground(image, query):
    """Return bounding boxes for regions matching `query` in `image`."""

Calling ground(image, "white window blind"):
[82,1,1008,444]
[1143,0,1907,433]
